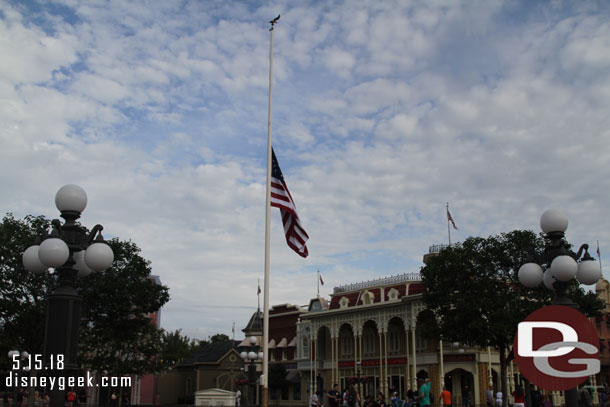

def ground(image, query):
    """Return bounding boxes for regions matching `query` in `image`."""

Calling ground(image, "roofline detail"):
[333,273,421,294]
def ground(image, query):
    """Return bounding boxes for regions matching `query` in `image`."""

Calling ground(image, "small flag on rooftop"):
[447,207,458,230]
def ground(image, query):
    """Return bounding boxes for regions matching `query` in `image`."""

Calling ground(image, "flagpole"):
[262,15,278,407]
[317,269,320,298]
[598,241,603,273]
[446,202,451,245]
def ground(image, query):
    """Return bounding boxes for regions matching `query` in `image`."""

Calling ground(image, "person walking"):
[328,384,341,407]
[495,391,503,407]
[440,387,452,407]
[512,386,524,407]
[418,379,431,407]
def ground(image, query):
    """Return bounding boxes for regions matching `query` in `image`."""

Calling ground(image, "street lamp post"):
[21,185,114,407]
[518,209,602,407]
[240,337,264,407]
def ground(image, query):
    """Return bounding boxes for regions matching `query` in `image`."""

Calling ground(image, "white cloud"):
[1,0,610,342]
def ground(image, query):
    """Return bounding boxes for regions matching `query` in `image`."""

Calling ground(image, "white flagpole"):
[598,240,603,273]
[446,202,451,245]
[262,15,279,407]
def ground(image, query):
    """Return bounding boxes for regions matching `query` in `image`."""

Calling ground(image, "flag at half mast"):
[271,149,309,257]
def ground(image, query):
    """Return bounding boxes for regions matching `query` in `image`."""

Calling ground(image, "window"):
[341,332,353,356]
[339,297,350,309]
[362,290,374,305]
[364,328,376,355]
[388,288,399,301]
[293,383,301,400]
[416,330,426,352]
[302,337,310,359]
[388,326,401,354]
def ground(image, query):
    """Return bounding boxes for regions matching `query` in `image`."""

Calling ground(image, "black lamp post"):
[21,185,114,407]
[518,209,602,407]
[240,337,263,407]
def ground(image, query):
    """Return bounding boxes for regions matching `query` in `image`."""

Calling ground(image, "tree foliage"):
[0,213,170,376]
[0,214,53,363]
[420,229,605,406]
[158,329,200,368]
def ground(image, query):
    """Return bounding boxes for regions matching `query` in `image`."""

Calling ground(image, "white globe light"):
[577,260,602,285]
[249,336,258,345]
[551,255,578,281]
[20,351,29,359]
[518,263,543,288]
[84,243,114,272]
[38,238,70,268]
[74,250,95,277]
[248,351,257,360]
[240,351,248,360]
[22,245,48,273]
[543,268,556,290]
[540,209,568,234]
[55,184,88,213]
[7,350,19,358]
[257,352,264,360]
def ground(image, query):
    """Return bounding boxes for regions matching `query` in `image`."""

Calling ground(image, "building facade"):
[294,273,502,407]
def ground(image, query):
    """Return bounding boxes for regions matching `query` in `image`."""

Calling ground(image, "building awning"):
[276,337,288,348]
[287,337,297,347]
[268,339,276,349]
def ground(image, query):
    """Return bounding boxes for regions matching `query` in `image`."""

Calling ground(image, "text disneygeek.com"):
[6,373,132,391]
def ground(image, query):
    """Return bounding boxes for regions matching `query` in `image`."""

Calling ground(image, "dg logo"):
[513,305,600,391]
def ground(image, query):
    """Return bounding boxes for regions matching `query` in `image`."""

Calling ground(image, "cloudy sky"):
[2,0,610,341]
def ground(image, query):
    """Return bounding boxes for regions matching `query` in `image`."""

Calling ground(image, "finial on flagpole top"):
[269,14,280,30]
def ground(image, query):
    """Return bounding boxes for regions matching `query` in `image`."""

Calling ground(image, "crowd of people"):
[311,381,610,407]
[312,378,437,407]
[1,388,86,407]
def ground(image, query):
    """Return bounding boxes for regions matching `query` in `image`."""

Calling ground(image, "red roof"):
[328,282,425,310]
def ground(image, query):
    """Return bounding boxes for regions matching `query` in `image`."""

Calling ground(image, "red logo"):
[513,305,599,390]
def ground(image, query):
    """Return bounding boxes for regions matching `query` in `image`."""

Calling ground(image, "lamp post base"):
[44,287,81,407]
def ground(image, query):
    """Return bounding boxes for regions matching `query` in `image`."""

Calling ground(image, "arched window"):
[388,288,400,301]
[388,325,401,354]
[340,329,353,356]
[362,290,375,305]
[363,327,376,355]
[339,297,350,309]
[302,336,310,359]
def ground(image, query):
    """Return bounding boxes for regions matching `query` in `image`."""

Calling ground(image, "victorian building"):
[294,272,502,407]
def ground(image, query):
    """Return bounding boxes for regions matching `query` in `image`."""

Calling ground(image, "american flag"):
[271,149,309,257]
[597,241,601,259]
[319,274,324,286]
[447,208,458,230]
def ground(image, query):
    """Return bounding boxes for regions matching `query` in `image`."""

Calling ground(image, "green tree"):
[77,238,169,376]
[158,329,199,368]
[209,333,230,343]
[0,214,53,364]
[420,230,604,407]
[0,214,170,379]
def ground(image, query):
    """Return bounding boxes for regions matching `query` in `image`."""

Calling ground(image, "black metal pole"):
[44,214,83,407]
[248,362,257,407]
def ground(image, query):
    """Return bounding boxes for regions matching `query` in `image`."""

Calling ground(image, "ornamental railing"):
[428,244,450,254]
[333,273,421,294]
